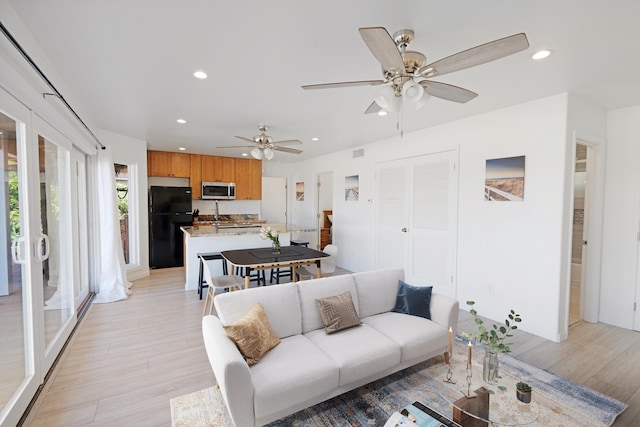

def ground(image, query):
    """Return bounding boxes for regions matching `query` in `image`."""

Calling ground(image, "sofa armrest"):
[429,293,460,334]
[202,315,255,427]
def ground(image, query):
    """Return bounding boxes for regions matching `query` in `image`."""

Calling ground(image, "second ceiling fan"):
[302,27,529,115]
[218,125,303,160]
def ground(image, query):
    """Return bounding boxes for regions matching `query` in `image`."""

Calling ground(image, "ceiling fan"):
[218,125,303,160]
[302,27,529,115]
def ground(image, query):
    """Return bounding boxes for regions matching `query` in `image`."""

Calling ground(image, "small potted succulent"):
[516,381,532,403]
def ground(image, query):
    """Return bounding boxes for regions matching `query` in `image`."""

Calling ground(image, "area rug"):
[171,339,627,427]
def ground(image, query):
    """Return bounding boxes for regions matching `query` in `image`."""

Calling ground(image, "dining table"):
[221,245,330,289]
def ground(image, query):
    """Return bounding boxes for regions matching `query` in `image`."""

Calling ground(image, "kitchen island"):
[180,224,316,291]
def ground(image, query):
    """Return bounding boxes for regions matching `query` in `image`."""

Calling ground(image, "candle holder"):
[444,352,456,384]
[465,363,473,397]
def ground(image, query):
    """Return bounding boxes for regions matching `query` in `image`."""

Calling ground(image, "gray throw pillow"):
[315,291,362,334]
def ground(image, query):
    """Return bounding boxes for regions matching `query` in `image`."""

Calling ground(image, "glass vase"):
[272,241,281,255]
[483,349,499,384]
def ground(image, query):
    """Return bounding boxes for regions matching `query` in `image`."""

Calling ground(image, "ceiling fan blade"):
[359,27,405,74]
[217,145,255,149]
[235,136,256,143]
[364,101,382,114]
[418,33,529,78]
[420,80,478,103]
[273,146,302,154]
[302,80,385,90]
[270,139,302,145]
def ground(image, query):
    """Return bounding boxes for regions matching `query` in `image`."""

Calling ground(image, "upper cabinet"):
[147,150,262,200]
[234,158,262,200]
[201,155,235,182]
[147,151,191,177]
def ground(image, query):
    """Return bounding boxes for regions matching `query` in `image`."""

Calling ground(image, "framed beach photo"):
[485,156,525,201]
[296,182,304,201]
[345,175,359,201]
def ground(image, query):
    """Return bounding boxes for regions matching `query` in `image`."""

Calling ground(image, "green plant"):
[516,382,531,393]
[465,301,522,353]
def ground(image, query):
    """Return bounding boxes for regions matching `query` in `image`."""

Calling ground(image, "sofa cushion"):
[298,275,359,334]
[215,282,302,338]
[353,268,404,318]
[223,303,280,366]
[251,334,339,420]
[392,280,433,319]
[305,324,401,386]
[363,312,448,362]
[315,291,362,334]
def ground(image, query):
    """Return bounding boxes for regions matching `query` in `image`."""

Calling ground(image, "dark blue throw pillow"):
[392,280,433,319]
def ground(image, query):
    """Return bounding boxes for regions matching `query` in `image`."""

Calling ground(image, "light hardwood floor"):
[24,268,640,426]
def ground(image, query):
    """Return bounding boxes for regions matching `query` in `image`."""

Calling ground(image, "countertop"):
[181,223,316,237]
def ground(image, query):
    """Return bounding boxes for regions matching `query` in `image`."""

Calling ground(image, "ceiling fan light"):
[414,91,430,110]
[374,86,400,112]
[251,147,263,160]
[263,148,274,160]
[402,80,425,104]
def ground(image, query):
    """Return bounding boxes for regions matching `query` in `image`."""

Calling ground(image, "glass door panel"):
[0,111,28,414]
[37,133,74,352]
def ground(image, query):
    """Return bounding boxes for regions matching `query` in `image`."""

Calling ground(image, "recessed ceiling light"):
[178,147,186,151]
[193,70,207,79]
[242,152,248,157]
[176,119,186,124]
[532,49,552,60]
[378,110,388,116]
[311,137,319,141]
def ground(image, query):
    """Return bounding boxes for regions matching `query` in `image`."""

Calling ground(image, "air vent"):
[353,148,364,158]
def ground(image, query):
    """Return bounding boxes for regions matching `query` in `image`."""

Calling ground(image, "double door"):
[375,150,459,298]
[1,87,83,425]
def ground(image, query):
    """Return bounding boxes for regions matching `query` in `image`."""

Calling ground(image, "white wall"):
[96,129,149,281]
[601,105,640,329]
[266,93,605,342]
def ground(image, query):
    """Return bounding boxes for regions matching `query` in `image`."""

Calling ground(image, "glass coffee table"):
[381,363,539,427]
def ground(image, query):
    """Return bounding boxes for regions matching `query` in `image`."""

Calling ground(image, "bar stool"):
[198,252,228,300]
[270,240,309,284]
[243,268,267,286]
[202,258,245,316]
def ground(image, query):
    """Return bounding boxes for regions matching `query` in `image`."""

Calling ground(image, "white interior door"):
[261,177,287,223]
[375,151,458,297]
[375,159,409,269]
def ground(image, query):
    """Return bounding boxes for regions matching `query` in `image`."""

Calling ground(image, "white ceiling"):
[7,0,640,161]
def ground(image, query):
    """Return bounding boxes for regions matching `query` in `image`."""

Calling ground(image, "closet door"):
[375,151,458,298]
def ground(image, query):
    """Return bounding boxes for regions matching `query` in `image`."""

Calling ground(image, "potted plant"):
[516,381,532,403]
[464,301,522,384]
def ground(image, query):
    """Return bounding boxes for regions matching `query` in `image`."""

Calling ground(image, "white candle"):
[448,327,453,356]
[467,341,473,364]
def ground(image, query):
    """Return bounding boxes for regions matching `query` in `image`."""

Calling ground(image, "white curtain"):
[94,147,132,303]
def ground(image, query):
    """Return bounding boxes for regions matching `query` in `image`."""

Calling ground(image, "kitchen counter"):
[180,223,317,291]
[181,223,316,238]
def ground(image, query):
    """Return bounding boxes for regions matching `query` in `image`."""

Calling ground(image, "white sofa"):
[202,268,459,427]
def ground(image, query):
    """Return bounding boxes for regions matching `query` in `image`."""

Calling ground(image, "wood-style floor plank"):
[24,268,640,426]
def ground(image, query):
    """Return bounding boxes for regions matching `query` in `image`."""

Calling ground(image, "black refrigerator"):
[149,186,193,268]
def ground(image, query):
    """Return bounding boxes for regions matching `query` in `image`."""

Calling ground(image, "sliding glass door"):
[0,87,78,425]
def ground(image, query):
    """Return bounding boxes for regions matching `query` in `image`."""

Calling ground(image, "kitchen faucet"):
[214,200,219,221]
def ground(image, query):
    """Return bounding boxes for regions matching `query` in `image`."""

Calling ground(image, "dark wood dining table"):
[221,246,330,289]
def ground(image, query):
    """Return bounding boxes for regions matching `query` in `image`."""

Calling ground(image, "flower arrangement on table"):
[260,226,281,254]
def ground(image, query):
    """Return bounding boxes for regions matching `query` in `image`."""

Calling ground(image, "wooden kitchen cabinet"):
[201,155,235,182]
[234,158,262,200]
[190,154,202,199]
[147,150,191,177]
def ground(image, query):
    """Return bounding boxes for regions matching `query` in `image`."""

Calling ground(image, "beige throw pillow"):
[315,291,362,334]
[223,303,280,366]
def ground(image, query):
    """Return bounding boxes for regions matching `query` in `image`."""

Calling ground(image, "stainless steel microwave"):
[202,182,236,200]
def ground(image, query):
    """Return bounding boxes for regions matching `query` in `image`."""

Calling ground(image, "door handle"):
[38,234,50,261]
[11,236,26,264]
[401,227,408,233]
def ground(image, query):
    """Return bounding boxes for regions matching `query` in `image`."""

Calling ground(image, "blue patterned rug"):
[171,339,627,427]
